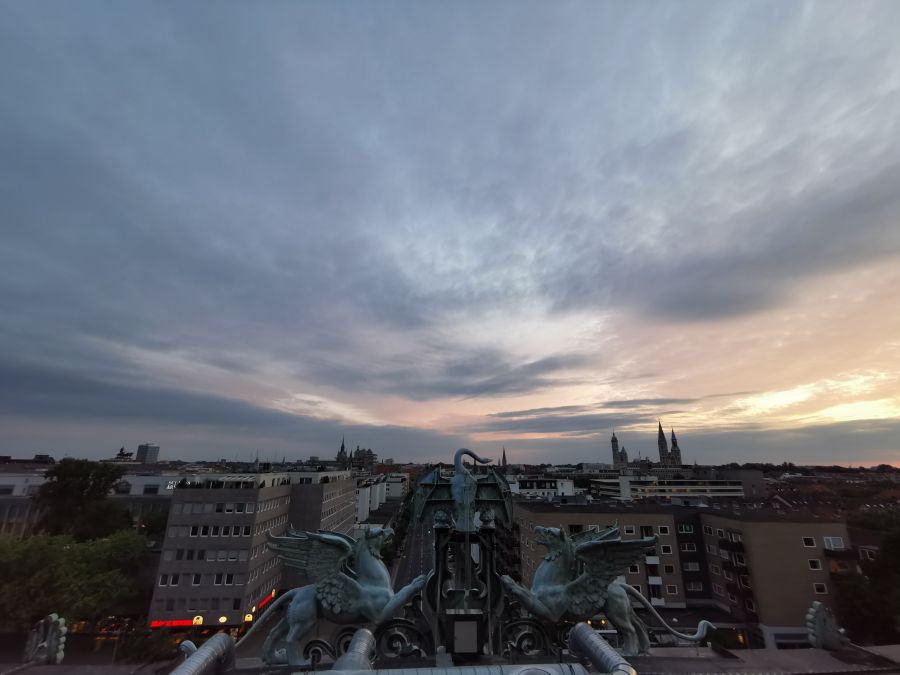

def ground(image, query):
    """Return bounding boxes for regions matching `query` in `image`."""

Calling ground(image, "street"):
[393,520,434,588]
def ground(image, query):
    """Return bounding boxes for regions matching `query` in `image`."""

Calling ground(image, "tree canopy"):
[33,459,132,540]
[0,530,147,629]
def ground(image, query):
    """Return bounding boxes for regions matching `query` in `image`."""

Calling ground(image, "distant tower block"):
[136,443,159,464]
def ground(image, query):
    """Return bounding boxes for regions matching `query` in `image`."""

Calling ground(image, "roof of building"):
[514,499,846,522]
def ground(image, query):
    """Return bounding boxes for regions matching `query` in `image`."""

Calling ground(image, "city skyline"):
[1,2,899,466]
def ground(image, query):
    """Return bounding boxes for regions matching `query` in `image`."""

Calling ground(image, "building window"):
[225,503,234,513]
[814,583,828,595]
[823,536,845,550]
[734,553,746,566]
[863,549,876,561]
[159,574,168,586]
[142,484,159,495]
[215,503,224,513]
[246,503,256,513]
[623,525,635,535]
[658,526,670,535]
[808,559,823,571]
[190,526,199,537]
[214,573,223,586]
[680,542,696,552]
[678,524,694,534]
[660,545,673,554]
[711,564,721,575]
[745,598,756,612]
[723,569,734,581]
[170,574,179,586]
[684,562,700,572]
[201,526,209,537]
[192,574,201,586]
[716,528,725,538]
[222,526,231,537]
[703,525,713,535]
[687,581,703,592]
[803,536,816,547]
[243,525,252,536]
[727,592,737,603]
[706,544,716,554]
[631,584,641,594]
[666,585,678,595]
[225,573,234,586]
[629,564,640,574]
[235,503,245,513]
[712,583,724,595]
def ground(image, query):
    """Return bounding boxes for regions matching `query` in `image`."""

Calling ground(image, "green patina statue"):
[501,525,714,655]
[236,527,427,666]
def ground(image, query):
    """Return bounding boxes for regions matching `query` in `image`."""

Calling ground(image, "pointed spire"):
[501,447,508,467]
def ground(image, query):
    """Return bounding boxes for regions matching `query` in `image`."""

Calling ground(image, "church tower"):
[501,447,508,468]
[611,432,628,469]
[657,421,670,465]
[670,428,682,466]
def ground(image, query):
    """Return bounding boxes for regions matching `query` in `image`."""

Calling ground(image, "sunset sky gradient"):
[1,2,899,465]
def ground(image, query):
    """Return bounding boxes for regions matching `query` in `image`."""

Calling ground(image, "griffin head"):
[534,526,568,549]
[360,526,394,558]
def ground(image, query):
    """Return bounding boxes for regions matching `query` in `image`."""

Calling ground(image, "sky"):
[1,2,899,467]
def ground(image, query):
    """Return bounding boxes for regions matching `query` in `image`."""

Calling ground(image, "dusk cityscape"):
[0,1,899,674]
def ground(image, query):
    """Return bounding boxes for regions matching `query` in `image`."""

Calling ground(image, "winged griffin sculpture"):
[236,527,427,665]
[501,526,714,656]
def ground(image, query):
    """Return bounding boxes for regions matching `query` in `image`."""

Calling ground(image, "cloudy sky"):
[2,1,899,466]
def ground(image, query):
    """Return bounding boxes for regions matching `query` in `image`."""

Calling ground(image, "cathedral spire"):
[501,447,508,467]
[657,420,670,465]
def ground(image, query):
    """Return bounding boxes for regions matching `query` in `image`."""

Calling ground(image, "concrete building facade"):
[515,501,852,648]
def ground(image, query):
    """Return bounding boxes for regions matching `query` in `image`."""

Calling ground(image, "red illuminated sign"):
[258,591,276,610]
[150,619,194,628]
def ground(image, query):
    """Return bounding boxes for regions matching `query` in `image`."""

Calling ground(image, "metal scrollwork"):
[502,618,555,657]
[374,618,432,659]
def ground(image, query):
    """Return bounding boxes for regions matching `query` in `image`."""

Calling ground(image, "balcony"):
[718,538,745,553]
[823,547,856,561]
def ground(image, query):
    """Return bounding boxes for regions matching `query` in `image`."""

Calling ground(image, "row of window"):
[159,572,247,587]
[630,584,680,595]
[168,524,253,538]
[163,548,250,563]
[155,596,243,612]
[173,502,256,515]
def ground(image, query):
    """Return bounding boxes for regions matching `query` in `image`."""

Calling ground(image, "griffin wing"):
[268,529,363,614]
[566,534,657,617]
[570,523,619,547]
[268,529,355,583]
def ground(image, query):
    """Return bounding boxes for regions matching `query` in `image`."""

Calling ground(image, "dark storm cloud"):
[0,360,461,451]
[305,350,588,400]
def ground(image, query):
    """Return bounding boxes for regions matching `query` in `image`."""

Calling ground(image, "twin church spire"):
[611,421,683,467]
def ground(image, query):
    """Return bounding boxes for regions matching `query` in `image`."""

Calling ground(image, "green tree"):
[0,530,147,629]
[834,530,900,644]
[33,459,132,540]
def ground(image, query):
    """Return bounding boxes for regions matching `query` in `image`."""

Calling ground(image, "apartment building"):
[149,473,297,629]
[590,474,744,502]
[511,476,576,498]
[699,511,851,648]
[385,473,410,499]
[515,500,853,648]
[287,470,356,533]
